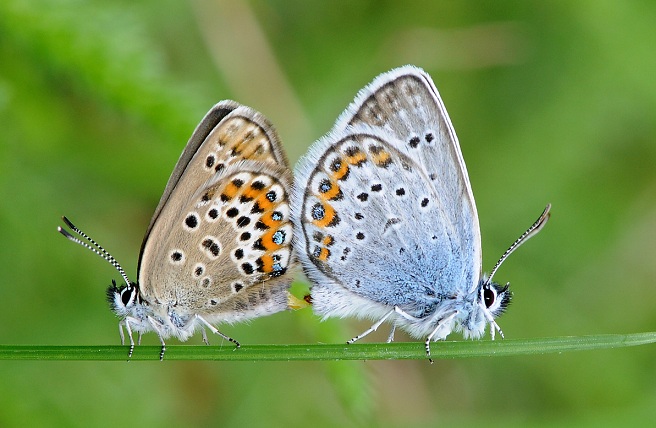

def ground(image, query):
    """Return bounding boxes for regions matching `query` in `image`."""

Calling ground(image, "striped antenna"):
[58,216,133,289]
[486,204,551,284]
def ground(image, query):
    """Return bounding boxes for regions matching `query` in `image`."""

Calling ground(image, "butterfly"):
[59,101,296,359]
[292,65,550,360]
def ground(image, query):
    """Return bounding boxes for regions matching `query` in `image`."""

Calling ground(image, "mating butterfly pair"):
[59,66,549,359]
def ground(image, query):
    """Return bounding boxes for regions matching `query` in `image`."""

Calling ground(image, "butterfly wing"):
[140,100,289,262]
[338,65,480,270]
[139,102,293,322]
[293,66,481,321]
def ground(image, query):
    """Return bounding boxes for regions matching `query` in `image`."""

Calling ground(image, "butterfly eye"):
[120,288,133,306]
[482,284,496,308]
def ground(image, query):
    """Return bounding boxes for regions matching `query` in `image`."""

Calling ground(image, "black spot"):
[409,136,420,148]
[429,173,437,181]
[233,283,243,292]
[371,184,382,192]
[194,265,204,276]
[240,194,254,203]
[266,191,277,202]
[226,207,239,218]
[205,155,215,168]
[354,212,364,220]
[210,299,218,306]
[252,239,265,251]
[340,247,351,261]
[171,251,183,262]
[432,235,438,240]
[185,214,198,229]
[250,202,264,214]
[242,263,254,275]
[356,232,365,240]
[230,148,240,157]
[421,198,429,207]
[345,146,359,157]
[271,211,283,221]
[240,232,251,241]
[237,216,251,227]
[327,213,340,227]
[357,192,368,202]
[312,246,321,257]
[355,280,361,287]
[395,188,405,196]
[215,163,225,173]
[201,192,211,202]
[202,238,213,248]
[232,178,244,188]
[425,133,434,143]
[311,203,325,220]
[312,231,324,242]
[251,180,266,190]
[399,247,406,254]
[255,221,269,230]
[234,248,244,259]
[209,242,220,257]
[370,145,383,155]
[202,278,211,287]
[208,208,219,219]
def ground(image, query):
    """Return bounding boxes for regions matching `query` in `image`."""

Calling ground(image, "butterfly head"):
[106,280,142,318]
[454,275,511,340]
[479,277,512,318]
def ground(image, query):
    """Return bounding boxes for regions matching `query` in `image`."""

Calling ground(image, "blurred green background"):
[1,0,656,426]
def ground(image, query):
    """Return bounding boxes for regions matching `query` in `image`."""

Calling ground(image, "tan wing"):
[139,161,293,321]
[139,100,289,267]
[138,102,293,321]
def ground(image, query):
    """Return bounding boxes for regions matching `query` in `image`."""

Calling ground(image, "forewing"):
[337,66,481,278]
[140,101,289,265]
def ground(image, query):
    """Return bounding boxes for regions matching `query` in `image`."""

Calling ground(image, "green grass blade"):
[0,332,654,361]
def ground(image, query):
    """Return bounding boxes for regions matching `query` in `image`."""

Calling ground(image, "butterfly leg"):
[201,328,210,345]
[121,318,137,359]
[386,324,397,343]
[146,316,167,361]
[424,311,459,363]
[118,320,126,345]
[347,309,395,344]
[195,315,241,349]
